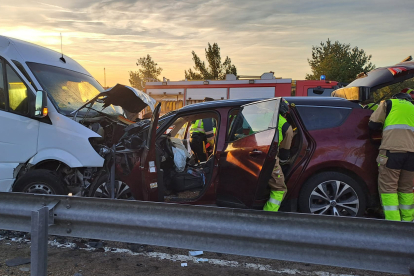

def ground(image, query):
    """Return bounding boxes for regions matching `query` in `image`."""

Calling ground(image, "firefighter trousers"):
[377,150,414,221]
[263,156,287,212]
[190,132,207,162]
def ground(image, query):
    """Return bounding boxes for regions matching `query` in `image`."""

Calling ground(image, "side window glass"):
[229,99,279,142]
[227,108,239,138]
[0,62,5,110]
[296,106,351,131]
[6,64,29,115]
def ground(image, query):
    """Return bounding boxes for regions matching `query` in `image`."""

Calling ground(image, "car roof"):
[285,96,360,108]
[176,97,359,113]
[177,98,265,112]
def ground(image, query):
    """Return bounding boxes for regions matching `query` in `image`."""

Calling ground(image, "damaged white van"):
[0,36,154,195]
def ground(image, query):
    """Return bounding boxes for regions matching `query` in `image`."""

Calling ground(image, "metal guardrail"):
[0,192,413,276]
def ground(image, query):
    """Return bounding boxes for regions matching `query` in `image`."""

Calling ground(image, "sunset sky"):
[1,0,413,87]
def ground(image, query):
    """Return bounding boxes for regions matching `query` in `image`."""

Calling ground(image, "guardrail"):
[0,192,413,276]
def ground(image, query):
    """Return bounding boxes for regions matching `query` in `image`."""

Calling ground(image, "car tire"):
[88,174,133,200]
[13,169,67,195]
[298,172,366,217]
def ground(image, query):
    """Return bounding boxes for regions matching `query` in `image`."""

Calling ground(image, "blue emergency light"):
[320,75,326,80]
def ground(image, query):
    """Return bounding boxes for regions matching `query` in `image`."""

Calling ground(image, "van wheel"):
[13,169,67,195]
[88,174,132,199]
[298,172,366,217]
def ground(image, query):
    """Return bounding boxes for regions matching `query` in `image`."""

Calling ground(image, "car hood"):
[72,84,156,115]
[332,60,414,101]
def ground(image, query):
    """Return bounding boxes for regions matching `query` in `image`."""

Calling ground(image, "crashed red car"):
[90,60,414,217]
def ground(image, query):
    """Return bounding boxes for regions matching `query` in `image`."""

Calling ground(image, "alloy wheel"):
[93,180,132,200]
[309,180,359,216]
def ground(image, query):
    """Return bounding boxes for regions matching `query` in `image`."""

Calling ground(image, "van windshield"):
[27,62,122,116]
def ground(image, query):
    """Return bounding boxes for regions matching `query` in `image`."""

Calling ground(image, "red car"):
[90,60,414,217]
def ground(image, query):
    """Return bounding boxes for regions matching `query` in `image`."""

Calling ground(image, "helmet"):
[401,87,414,101]
[280,98,289,116]
[392,92,412,102]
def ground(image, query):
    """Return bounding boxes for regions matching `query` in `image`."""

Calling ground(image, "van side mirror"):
[34,91,48,118]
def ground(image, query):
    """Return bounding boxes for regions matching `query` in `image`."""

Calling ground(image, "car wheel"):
[298,172,366,217]
[89,174,133,199]
[13,169,67,195]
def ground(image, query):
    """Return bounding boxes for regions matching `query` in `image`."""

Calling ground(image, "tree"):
[129,54,163,91]
[374,78,414,102]
[185,43,237,80]
[306,39,375,83]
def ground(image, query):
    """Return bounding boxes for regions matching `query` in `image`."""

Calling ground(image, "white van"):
[0,36,154,195]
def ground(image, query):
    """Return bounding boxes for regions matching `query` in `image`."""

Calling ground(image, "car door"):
[140,103,161,201]
[0,59,38,186]
[217,98,280,208]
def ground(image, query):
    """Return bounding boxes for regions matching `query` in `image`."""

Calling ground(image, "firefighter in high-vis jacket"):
[263,99,294,212]
[189,97,216,162]
[369,90,414,221]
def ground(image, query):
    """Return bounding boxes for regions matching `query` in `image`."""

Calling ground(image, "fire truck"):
[143,72,339,115]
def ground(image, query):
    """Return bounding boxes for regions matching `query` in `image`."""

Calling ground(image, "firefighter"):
[368,89,414,221]
[263,99,294,212]
[189,97,216,162]
[401,87,414,100]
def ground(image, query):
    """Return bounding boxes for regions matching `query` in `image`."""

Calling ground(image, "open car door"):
[140,103,161,201]
[217,98,281,208]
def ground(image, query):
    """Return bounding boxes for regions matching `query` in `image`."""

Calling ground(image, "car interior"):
[155,112,219,202]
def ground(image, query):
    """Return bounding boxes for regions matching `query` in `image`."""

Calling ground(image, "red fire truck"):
[143,72,339,115]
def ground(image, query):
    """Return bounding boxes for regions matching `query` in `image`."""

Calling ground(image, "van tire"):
[298,172,366,217]
[13,169,67,195]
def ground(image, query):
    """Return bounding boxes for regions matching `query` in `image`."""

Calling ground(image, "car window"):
[6,64,29,115]
[227,108,239,138]
[174,122,188,139]
[0,62,5,110]
[296,106,351,131]
[229,100,278,142]
[307,88,335,97]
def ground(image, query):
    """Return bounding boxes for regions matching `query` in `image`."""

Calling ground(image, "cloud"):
[0,0,413,86]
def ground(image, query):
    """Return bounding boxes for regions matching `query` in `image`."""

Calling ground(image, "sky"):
[0,0,413,87]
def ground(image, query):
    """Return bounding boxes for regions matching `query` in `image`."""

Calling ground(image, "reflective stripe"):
[268,197,281,206]
[384,124,414,132]
[383,205,399,211]
[399,204,414,210]
[205,130,214,135]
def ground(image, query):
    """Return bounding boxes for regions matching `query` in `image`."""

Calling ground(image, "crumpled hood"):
[332,60,414,101]
[101,84,156,113]
[71,84,156,115]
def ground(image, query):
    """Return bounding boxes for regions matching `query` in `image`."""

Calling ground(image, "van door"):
[0,60,38,190]
[217,98,280,208]
[140,103,161,201]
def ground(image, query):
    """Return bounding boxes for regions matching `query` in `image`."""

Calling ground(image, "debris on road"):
[181,262,188,267]
[5,257,30,267]
[189,250,203,256]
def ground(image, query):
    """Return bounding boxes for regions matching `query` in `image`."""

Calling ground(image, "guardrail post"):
[31,206,49,276]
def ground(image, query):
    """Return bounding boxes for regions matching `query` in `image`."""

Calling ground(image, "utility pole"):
[104,68,107,88]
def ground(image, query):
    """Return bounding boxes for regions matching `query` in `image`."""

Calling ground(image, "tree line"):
[128,39,412,97]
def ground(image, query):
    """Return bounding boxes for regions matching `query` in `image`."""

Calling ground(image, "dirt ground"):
[0,231,404,276]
